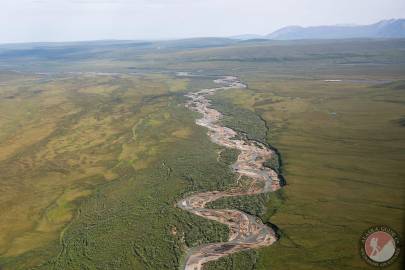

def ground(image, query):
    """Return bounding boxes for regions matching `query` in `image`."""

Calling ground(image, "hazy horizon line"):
[0,17,403,46]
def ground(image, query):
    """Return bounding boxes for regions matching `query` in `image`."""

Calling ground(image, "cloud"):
[1,0,405,43]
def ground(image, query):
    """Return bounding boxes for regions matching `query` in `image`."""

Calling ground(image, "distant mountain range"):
[231,19,405,40]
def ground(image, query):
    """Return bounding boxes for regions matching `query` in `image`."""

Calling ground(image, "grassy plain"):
[0,71,242,270]
[0,38,404,269]
[207,78,405,269]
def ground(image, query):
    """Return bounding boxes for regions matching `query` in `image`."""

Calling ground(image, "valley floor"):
[0,38,404,269]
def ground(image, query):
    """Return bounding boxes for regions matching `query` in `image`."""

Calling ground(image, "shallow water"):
[177,75,282,270]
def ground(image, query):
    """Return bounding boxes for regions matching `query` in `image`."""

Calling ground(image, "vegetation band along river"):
[177,75,284,270]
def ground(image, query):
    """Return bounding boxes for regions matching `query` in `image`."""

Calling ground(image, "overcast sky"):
[1,0,404,43]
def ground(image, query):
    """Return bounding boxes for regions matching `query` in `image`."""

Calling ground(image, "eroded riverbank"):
[177,75,283,270]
